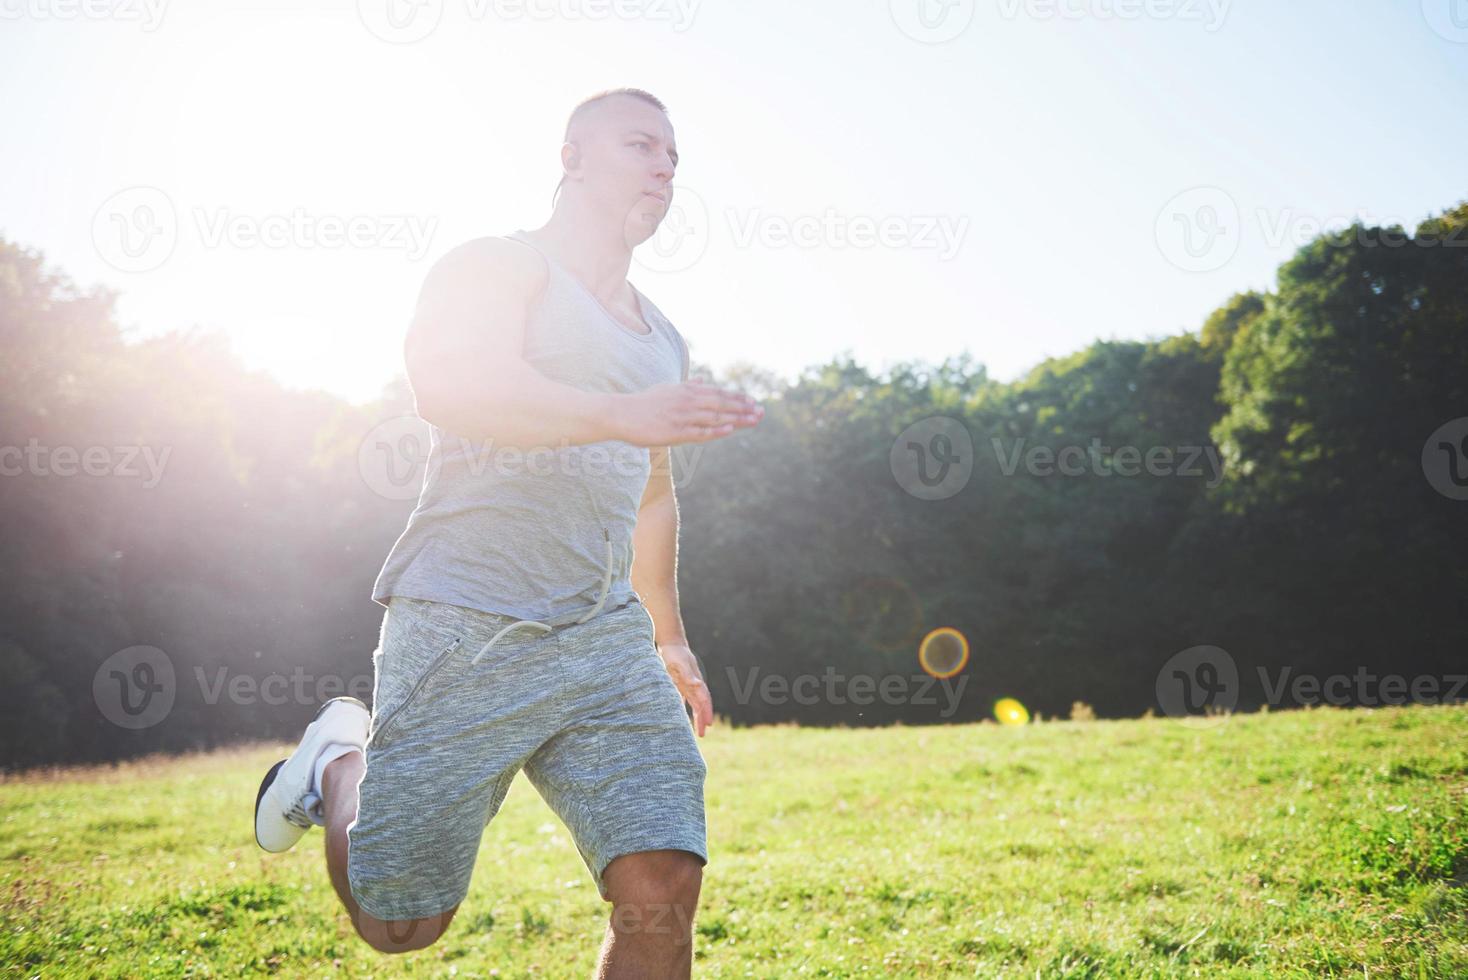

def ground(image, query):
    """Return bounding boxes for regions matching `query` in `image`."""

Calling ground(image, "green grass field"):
[3,704,1465,977]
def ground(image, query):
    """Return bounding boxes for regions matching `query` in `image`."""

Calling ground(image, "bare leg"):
[320,751,459,954]
[594,850,703,979]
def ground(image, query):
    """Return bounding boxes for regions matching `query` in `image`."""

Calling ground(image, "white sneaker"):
[254,696,369,853]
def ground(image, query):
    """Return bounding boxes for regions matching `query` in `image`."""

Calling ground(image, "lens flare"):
[993,697,1030,726]
[918,627,969,679]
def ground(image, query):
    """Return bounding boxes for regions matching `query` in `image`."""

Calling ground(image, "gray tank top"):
[371,230,691,646]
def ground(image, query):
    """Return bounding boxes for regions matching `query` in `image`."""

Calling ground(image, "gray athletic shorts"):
[346,595,708,921]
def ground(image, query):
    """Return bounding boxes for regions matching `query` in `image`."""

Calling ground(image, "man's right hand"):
[615,381,764,447]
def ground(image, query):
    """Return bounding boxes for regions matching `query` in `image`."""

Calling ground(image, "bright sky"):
[2,0,1464,404]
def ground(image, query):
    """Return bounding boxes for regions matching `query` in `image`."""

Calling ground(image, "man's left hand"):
[656,641,714,737]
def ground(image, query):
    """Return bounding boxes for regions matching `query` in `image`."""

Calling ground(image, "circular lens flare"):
[918,627,969,679]
[993,698,1030,726]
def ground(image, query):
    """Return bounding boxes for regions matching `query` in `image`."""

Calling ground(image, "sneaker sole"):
[253,759,289,851]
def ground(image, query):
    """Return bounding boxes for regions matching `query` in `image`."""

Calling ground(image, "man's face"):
[566,95,678,247]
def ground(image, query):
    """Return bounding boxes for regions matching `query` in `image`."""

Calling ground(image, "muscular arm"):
[632,446,713,736]
[404,237,622,449]
[404,237,762,451]
[631,447,687,646]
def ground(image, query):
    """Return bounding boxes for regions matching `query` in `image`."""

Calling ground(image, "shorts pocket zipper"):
[372,636,462,745]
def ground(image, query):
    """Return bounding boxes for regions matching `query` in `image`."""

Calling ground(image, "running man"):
[253,88,762,976]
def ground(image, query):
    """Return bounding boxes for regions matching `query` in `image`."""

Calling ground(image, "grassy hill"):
[2,704,1465,977]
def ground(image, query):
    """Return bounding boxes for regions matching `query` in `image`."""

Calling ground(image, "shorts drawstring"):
[469,470,617,667]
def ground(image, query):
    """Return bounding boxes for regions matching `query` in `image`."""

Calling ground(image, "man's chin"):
[622,210,663,248]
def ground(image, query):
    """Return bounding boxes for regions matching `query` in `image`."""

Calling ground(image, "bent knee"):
[604,849,704,909]
[355,904,459,954]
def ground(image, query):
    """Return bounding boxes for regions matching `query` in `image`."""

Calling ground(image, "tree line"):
[1,201,1464,768]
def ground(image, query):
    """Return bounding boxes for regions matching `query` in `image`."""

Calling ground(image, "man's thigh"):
[523,601,709,902]
[347,597,558,921]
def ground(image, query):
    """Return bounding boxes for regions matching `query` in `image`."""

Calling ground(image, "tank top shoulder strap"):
[503,230,557,291]
[505,230,671,347]
[503,229,610,310]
